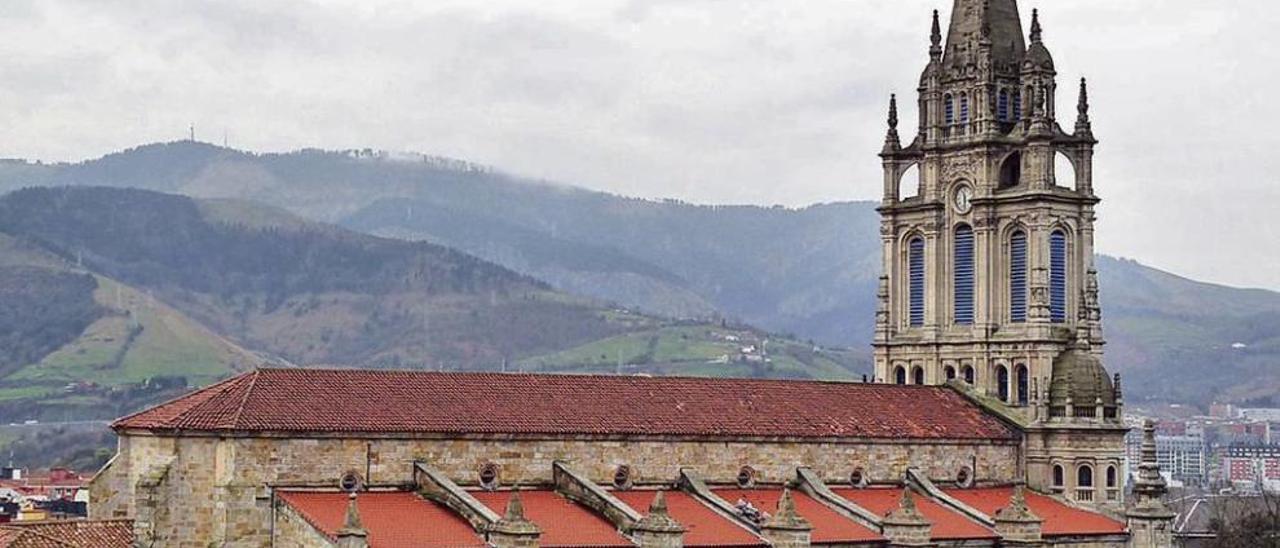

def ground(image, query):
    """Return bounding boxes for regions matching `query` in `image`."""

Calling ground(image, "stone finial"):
[930,10,943,56]
[883,95,901,153]
[1077,78,1090,122]
[760,489,812,547]
[993,484,1042,543]
[1030,9,1043,43]
[1127,420,1177,545]
[882,489,931,547]
[489,490,541,548]
[631,491,685,547]
[335,492,368,548]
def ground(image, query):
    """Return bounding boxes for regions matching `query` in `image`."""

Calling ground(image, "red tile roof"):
[832,487,996,541]
[611,490,764,547]
[714,489,883,544]
[277,491,483,547]
[470,490,632,547]
[113,369,1016,441]
[942,487,1127,537]
[0,519,134,547]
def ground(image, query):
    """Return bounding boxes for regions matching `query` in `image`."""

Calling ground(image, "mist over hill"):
[1,141,1278,405]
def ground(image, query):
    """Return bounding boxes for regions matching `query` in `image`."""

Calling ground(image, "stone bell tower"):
[873,0,1129,510]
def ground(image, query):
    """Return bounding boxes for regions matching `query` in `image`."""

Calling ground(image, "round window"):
[850,467,868,488]
[736,466,756,488]
[479,463,499,490]
[613,465,633,490]
[955,466,974,488]
[339,471,362,493]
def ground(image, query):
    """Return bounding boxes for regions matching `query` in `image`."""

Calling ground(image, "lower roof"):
[611,490,763,547]
[112,368,1017,441]
[942,487,1127,537]
[714,488,883,544]
[470,490,633,547]
[277,491,482,547]
[833,487,997,541]
[0,519,134,548]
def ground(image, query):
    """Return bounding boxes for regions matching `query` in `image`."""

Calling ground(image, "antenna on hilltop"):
[189,123,195,142]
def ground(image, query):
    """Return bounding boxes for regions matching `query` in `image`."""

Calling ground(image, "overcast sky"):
[0,0,1277,290]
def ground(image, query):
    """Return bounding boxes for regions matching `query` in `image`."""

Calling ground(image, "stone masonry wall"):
[101,433,1020,547]
[274,503,335,547]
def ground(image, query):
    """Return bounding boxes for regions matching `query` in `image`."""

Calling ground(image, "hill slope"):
[2,143,1278,405]
[0,187,864,420]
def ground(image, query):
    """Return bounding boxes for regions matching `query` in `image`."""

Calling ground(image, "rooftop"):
[714,488,883,544]
[277,491,482,547]
[833,487,996,541]
[942,486,1127,537]
[470,490,633,547]
[113,368,1017,441]
[610,490,763,547]
[0,519,133,547]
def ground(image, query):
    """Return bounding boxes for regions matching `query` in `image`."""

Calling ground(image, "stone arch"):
[1076,463,1094,488]
[944,364,957,382]
[894,365,907,385]
[998,151,1022,189]
[962,364,975,384]
[1055,150,1078,190]
[1016,364,1030,406]
[996,364,1010,402]
[1052,463,1065,488]
[898,162,921,199]
[911,365,925,385]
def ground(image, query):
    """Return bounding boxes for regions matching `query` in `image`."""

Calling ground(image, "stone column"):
[630,491,685,548]
[760,489,811,547]
[488,491,541,548]
[881,489,933,547]
[993,485,1043,547]
[1126,421,1176,548]
[335,492,368,548]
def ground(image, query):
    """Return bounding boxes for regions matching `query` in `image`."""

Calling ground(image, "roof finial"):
[1030,9,1043,43]
[336,491,368,543]
[888,94,899,131]
[1077,77,1090,120]
[930,9,942,51]
[505,489,527,521]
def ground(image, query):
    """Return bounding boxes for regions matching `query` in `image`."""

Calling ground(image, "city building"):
[1155,435,1207,487]
[87,1,1178,547]
[1223,444,1280,492]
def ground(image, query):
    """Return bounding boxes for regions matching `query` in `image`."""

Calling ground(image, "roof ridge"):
[0,526,79,547]
[110,370,256,429]
[229,369,262,430]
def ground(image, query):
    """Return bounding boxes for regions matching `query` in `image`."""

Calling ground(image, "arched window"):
[944,94,955,125]
[909,237,926,327]
[945,366,957,381]
[1077,465,1094,488]
[912,366,925,385]
[998,90,1010,122]
[954,225,975,325]
[895,366,907,385]
[1016,364,1029,406]
[959,93,970,123]
[1106,465,1118,488]
[997,365,1010,402]
[962,365,975,384]
[1053,465,1065,487]
[1050,230,1067,323]
[1010,231,1028,322]
[1013,90,1023,120]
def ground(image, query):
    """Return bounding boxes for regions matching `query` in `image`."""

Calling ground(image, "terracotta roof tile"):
[0,519,134,547]
[470,490,632,547]
[942,487,1127,537]
[714,489,883,544]
[611,490,764,547]
[277,491,483,547]
[114,369,1016,441]
[833,487,996,541]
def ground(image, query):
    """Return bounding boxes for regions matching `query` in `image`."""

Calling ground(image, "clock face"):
[954,186,973,214]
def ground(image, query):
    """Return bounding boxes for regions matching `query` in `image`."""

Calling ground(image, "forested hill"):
[2,142,1279,406]
[0,186,865,422]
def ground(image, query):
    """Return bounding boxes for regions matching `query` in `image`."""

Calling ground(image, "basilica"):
[89,1,1178,546]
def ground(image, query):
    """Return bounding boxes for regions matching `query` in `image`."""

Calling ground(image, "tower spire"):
[930,10,942,58]
[1030,9,1043,43]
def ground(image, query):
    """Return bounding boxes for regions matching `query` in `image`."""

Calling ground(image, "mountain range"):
[1,141,1278,408]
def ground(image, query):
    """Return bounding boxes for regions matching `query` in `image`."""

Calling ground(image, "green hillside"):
[0,187,866,422]
[1,142,1278,406]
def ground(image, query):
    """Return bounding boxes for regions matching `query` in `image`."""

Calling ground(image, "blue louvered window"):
[1010,231,1028,322]
[954,225,975,324]
[1050,230,1067,322]
[1013,91,1022,120]
[960,93,970,123]
[945,95,954,125]
[998,90,1010,122]
[909,237,925,327]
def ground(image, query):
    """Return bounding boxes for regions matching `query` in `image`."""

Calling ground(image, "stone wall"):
[95,432,1020,547]
[274,503,336,547]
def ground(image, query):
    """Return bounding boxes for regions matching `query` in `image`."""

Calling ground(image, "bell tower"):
[873,0,1128,510]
